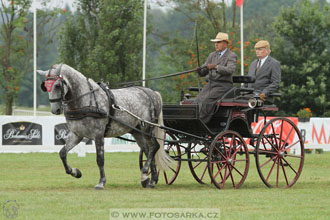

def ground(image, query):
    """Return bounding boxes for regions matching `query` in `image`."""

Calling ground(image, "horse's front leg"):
[94,135,106,190]
[59,132,83,178]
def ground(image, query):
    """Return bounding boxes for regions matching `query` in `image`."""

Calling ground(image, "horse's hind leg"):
[133,132,160,188]
[94,135,106,190]
[59,131,83,178]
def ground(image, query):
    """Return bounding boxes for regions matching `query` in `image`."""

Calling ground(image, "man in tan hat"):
[195,32,238,124]
[246,40,281,102]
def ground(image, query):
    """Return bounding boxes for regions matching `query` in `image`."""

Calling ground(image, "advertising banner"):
[2,121,42,145]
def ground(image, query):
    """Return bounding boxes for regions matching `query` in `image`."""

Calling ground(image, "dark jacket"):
[247,56,281,96]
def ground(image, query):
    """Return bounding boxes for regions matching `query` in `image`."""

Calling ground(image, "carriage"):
[40,64,304,190]
[139,75,304,189]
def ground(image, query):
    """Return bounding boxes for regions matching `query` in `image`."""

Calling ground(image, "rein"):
[119,68,197,86]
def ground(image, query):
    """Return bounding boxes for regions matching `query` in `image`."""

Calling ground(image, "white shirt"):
[258,55,269,68]
[218,48,227,59]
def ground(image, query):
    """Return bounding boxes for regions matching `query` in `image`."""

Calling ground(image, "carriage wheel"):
[139,131,181,185]
[255,117,304,188]
[208,131,249,189]
[187,142,211,184]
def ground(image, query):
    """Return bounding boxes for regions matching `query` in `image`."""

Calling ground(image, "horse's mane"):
[54,64,88,91]
[55,64,85,80]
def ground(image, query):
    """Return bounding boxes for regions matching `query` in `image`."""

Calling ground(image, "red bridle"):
[44,74,63,92]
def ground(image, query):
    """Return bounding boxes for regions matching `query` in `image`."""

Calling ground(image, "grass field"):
[0,152,330,220]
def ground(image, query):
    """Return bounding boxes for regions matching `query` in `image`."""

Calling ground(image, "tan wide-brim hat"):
[255,40,270,49]
[210,32,229,43]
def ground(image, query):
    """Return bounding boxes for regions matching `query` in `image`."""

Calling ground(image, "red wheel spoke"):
[168,166,177,173]
[284,154,303,159]
[280,159,289,186]
[211,159,226,164]
[163,171,169,184]
[270,123,280,151]
[193,156,207,169]
[264,136,279,151]
[214,163,226,180]
[279,120,284,149]
[214,146,226,159]
[233,159,248,162]
[266,157,278,182]
[229,166,236,188]
[258,149,278,155]
[230,142,244,158]
[221,165,228,188]
[282,126,295,150]
[221,137,228,157]
[276,155,280,187]
[260,155,278,168]
[261,137,268,151]
[228,135,235,157]
[284,140,300,151]
[282,157,298,175]
[216,163,225,183]
[199,164,208,181]
[230,164,244,177]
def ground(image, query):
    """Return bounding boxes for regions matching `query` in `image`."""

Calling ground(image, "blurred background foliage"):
[0,0,329,116]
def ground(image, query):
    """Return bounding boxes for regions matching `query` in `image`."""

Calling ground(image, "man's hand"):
[260,93,266,101]
[207,64,217,70]
[196,66,208,77]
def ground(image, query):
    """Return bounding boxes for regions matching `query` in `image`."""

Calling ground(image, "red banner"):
[236,0,244,7]
[247,117,299,148]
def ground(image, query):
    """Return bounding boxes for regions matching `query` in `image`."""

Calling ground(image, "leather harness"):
[64,81,116,136]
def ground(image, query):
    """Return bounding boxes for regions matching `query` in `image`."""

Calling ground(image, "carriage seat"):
[181,75,256,103]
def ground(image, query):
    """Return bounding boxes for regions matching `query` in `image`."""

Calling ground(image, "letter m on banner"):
[236,0,244,7]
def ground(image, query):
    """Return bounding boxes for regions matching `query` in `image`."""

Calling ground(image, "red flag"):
[236,0,244,7]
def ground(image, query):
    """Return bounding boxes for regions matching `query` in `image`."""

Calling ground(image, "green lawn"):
[0,152,329,220]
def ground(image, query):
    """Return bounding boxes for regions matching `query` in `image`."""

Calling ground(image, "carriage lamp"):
[248,97,264,108]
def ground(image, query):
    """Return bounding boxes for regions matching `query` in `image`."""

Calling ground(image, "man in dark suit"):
[247,40,281,102]
[195,32,238,124]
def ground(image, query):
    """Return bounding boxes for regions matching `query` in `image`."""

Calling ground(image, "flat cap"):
[255,40,270,49]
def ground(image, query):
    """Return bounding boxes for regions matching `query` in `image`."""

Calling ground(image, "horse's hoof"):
[94,183,104,190]
[146,184,155,189]
[75,169,82,178]
[141,178,150,188]
[71,168,82,178]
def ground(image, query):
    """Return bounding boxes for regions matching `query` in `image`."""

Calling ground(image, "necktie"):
[256,59,261,72]
[218,52,222,58]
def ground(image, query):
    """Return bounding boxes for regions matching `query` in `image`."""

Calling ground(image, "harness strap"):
[108,114,154,138]
[113,104,209,141]
[98,82,116,136]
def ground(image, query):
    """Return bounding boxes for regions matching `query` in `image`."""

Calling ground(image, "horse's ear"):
[37,70,48,76]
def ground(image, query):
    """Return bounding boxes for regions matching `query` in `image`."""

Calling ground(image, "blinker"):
[41,81,47,92]
[43,75,63,92]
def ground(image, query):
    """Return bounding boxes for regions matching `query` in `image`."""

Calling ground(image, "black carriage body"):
[140,76,304,189]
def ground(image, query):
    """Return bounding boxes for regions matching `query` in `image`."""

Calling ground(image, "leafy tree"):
[147,0,252,103]
[273,0,330,116]
[0,0,32,114]
[58,0,145,87]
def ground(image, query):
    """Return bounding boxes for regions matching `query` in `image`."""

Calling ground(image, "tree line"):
[0,0,329,117]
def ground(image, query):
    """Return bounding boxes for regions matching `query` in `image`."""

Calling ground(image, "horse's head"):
[38,65,69,115]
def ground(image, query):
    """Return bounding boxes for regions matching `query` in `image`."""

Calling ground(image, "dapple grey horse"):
[38,64,172,189]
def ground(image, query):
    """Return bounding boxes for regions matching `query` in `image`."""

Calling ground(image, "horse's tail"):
[154,92,173,171]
